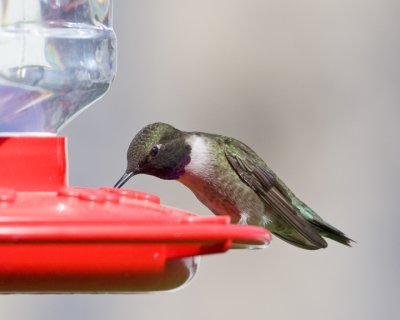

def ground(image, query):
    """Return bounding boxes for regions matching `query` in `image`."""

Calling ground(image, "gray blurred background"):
[1,0,399,319]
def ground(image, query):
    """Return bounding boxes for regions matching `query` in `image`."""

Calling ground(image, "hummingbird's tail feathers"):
[272,233,324,250]
[308,219,353,246]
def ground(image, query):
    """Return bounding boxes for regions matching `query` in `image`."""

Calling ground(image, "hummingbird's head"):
[114,122,191,188]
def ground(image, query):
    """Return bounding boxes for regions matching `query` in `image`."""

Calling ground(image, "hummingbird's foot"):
[238,212,250,225]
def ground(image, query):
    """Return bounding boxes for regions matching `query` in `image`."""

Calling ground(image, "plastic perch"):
[0,136,272,293]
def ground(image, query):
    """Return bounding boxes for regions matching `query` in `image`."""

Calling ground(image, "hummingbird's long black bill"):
[114,172,135,188]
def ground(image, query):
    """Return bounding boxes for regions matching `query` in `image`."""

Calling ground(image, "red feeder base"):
[0,136,271,293]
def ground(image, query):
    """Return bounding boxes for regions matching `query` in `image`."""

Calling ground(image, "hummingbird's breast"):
[179,134,267,226]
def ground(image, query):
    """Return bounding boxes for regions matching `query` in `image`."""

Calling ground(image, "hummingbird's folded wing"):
[223,138,327,249]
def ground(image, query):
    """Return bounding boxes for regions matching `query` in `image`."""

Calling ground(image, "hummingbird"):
[114,122,352,250]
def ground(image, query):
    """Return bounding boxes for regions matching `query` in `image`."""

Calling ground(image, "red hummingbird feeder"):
[0,1,271,293]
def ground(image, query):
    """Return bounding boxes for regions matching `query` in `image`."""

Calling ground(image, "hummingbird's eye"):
[149,145,160,157]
